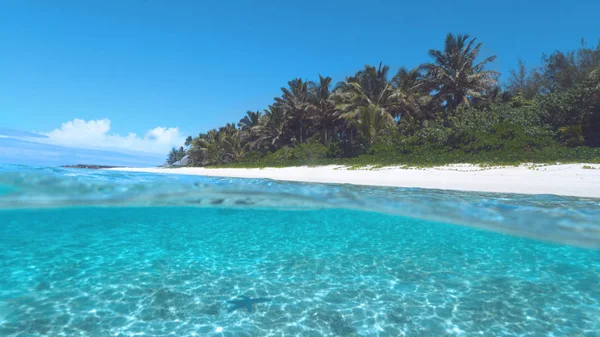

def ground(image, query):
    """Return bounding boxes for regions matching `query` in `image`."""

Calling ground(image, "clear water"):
[1,165,599,336]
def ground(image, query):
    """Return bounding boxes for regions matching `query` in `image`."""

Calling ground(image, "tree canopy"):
[169,34,600,167]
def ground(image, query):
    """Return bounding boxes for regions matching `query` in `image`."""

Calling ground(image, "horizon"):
[1,0,599,165]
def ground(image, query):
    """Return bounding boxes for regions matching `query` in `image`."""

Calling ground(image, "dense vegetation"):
[166,34,600,167]
[167,146,187,165]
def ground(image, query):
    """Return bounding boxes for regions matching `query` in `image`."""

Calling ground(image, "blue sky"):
[0,0,599,164]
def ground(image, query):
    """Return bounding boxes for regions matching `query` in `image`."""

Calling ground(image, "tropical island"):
[62,164,122,170]
[109,34,600,198]
[163,34,600,168]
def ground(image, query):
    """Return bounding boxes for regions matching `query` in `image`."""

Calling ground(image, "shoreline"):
[106,163,600,198]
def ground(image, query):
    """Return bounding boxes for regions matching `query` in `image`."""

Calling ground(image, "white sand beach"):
[107,164,600,198]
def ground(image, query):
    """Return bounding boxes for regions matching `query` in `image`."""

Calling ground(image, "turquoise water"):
[1,165,599,336]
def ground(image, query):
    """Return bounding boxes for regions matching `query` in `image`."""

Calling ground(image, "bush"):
[537,74,600,147]
[215,140,332,167]
[266,141,328,162]
[364,103,600,166]
[211,100,600,168]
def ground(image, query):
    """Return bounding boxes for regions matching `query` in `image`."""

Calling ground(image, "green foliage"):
[422,33,498,110]
[541,40,600,92]
[365,103,594,166]
[506,60,545,99]
[175,34,600,168]
[538,72,600,146]
[342,104,396,147]
[357,145,600,167]
[271,141,327,160]
[559,124,585,146]
[234,141,330,167]
[166,147,186,165]
[391,103,553,150]
[507,40,600,98]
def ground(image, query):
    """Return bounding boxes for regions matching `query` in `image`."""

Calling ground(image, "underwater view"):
[1,165,599,337]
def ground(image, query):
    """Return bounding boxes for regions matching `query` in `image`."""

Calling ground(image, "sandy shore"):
[107,164,600,198]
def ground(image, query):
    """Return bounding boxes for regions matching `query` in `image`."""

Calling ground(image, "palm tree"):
[422,33,498,110]
[390,67,433,121]
[275,78,312,143]
[196,129,228,165]
[166,146,186,165]
[219,123,237,135]
[342,104,395,146]
[334,63,397,147]
[177,146,186,159]
[238,110,262,131]
[167,147,179,165]
[224,130,249,162]
[237,110,262,146]
[334,63,395,115]
[254,105,289,150]
[308,75,339,146]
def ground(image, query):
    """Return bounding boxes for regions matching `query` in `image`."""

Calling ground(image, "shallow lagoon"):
[0,166,599,336]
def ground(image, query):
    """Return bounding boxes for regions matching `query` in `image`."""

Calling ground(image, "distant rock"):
[62,164,121,169]
[173,155,191,166]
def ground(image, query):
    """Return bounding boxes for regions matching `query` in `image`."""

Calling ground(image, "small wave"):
[1,164,599,249]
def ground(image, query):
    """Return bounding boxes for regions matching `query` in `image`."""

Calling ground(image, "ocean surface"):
[0,164,599,336]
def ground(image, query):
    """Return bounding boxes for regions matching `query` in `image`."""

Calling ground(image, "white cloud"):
[35,119,186,155]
